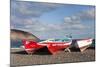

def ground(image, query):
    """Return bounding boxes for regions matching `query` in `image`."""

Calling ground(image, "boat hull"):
[76,38,93,52]
[43,42,72,54]
[22,40,45,54]
[22,40,72,54]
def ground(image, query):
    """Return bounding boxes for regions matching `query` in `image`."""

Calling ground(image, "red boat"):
[22,38,72,55]
[22,40,45,54]
[46,42,71,54]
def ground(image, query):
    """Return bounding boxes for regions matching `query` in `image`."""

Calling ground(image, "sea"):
[11,39,95,48]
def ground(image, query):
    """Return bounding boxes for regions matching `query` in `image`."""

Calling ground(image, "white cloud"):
[63,8,95,30]
[78,8,95,20]
[64,16,85,30]
[11,1,64,17]
[64,16,80,24]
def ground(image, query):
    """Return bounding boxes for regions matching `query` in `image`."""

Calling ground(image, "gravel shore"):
[10,47,95,66]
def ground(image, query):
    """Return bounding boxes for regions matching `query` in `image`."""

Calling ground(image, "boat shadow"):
[11,46,95,55]
[11,47,52,55]
[69,46,95,52]
[87,47,95,49]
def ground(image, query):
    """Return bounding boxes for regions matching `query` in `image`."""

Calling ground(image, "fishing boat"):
[75,38,93,52]
[45,38,72,54]
[22,37,72,55]
[22,40,45,54]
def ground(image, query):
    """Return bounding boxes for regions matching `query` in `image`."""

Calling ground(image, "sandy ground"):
[10,47,95,67]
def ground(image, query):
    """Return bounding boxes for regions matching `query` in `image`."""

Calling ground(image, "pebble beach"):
[10,47,95,66]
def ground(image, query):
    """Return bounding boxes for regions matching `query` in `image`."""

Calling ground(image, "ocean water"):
[11,39,95,48]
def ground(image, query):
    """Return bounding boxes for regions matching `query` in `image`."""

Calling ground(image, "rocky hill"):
[10,29,40,42]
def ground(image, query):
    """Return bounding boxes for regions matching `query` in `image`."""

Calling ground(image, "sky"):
[11,0,95,39]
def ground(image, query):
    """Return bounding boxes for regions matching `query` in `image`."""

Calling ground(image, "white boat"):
[75,38,93,52]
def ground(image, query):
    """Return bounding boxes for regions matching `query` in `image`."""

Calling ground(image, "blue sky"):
[11,0,95,39]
